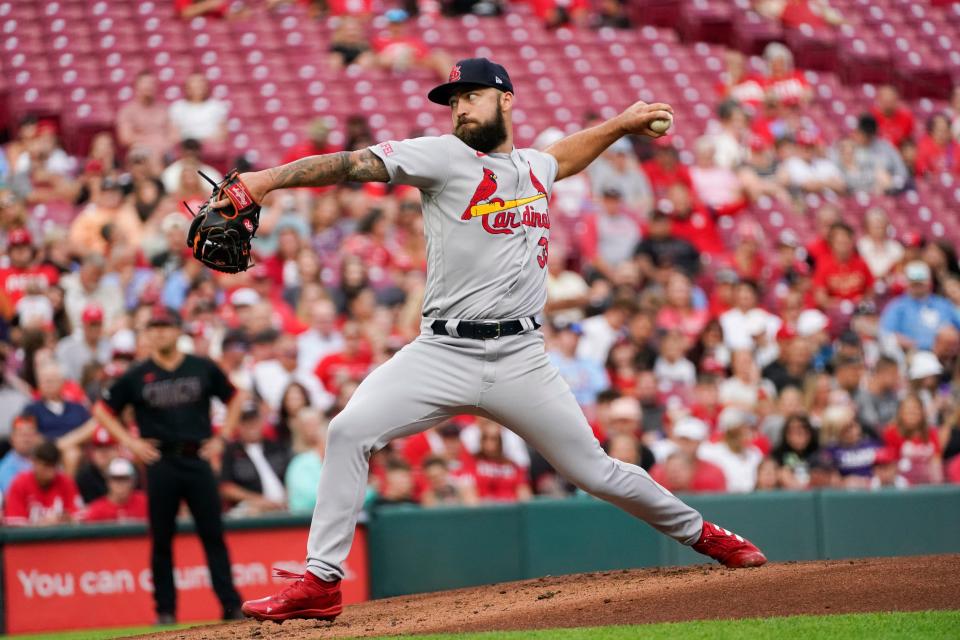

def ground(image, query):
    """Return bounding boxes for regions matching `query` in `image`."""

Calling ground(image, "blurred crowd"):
[3,6,960,528]
[177,0,633,31]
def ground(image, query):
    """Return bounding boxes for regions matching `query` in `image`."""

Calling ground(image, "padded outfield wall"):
[366,486,960,598]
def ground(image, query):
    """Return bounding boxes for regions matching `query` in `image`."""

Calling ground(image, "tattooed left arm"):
[212,149,389,208]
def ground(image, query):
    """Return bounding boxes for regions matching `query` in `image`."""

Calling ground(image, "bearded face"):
[454,95,508,153]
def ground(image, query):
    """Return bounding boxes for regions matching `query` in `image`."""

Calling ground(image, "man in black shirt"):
[93,307,243,624]
[762,336,813,393]
[634,210,701,278]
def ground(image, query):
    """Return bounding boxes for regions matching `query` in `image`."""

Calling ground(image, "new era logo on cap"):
[495,76,503,84]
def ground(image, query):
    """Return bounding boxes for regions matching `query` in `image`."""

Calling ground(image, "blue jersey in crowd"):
[879,294,960,351]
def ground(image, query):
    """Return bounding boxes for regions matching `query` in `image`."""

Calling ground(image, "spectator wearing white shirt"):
[777,131,845,195]
[650,416,710,464]
[698,407,764,493]
[709,100,750,170]
[577,295,636,366]
[719,350,777,409]
[60,255,124,331]
[533,128,590,222]
[719,281,782,351]
[161,139,222,195]
[169,73,228,144]
[856,207,904,279]
[653,330,697,388]
[54,304,111,381]
[297,299,345,374]
[251,333,333,413]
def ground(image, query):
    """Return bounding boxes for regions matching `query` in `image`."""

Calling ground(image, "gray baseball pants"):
[305,322,704,581]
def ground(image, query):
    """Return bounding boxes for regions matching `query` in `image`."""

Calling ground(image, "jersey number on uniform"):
[536,237,549,269]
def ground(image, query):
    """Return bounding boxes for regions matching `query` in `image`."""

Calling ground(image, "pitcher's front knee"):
[325,412,369,456]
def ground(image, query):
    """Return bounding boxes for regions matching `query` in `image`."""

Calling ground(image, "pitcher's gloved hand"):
[186,169,261,273]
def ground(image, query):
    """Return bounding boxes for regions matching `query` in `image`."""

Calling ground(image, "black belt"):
[430,317,540,340]
[157,441,204,458]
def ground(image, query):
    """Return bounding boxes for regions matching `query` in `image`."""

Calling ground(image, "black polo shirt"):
[102,354,234,443]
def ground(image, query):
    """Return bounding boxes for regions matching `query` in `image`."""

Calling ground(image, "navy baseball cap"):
[428,58,514,106]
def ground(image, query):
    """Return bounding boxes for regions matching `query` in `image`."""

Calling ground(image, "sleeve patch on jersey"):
[379,142,394,156]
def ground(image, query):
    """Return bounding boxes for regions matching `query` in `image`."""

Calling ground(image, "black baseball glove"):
[186,169,261,273]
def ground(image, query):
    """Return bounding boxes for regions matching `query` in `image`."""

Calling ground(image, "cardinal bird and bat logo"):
[461,163,548,235]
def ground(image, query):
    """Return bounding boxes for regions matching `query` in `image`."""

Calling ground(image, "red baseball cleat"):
[692,521,768,568]
[241,569,343,622]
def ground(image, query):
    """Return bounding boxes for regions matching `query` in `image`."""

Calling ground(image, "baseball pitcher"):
[199,58,767,622]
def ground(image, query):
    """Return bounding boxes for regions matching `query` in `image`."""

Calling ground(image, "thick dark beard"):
[455,106,507,153]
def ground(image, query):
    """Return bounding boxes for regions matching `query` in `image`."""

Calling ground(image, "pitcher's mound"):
[144,554,960,639]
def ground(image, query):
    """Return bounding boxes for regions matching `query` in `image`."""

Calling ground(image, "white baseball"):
[650,118,672,135]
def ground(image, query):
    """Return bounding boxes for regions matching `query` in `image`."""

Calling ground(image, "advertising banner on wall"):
[3,526,368,634]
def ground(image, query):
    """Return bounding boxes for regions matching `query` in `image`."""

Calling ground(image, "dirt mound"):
[144,555,960,639]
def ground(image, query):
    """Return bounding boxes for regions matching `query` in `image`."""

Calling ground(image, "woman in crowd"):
[277,382,312,452]
[771,413,819,489]
[882,394,943,485]
[655,272,709,346]
[471,421,532,503]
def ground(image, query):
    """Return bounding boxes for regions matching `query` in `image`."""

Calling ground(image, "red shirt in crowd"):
[656,307,710,343]
[871,106,915,148]
[812,252,874,301]
[174,0,228,18]
[716,74,766,110]
[650,459,727,493]
[805,236,831,268]
[340,235,397,272]
[315,349,373,395]
[947,454,960,484]
[0,264,59,306]
[325,0,373,16]
[400,431,474,473]
[371,35,429,62]
[81,491,148,522]
[779,0,830,29]
[472,458,528,502]
[914,136,958,177]
[764,71,810,106]
[527,0,590,21]
[882,425,941,485]
[641,160,695,197]
[670,208,726,255]
[3,471,81,526]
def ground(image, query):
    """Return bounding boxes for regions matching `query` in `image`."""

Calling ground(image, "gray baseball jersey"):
[369,135,558,320]
[302,135,704,583]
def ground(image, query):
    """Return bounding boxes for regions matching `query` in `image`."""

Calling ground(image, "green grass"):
[9,611,959,640]
[368,611,960,639]
[7,622,200,640]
